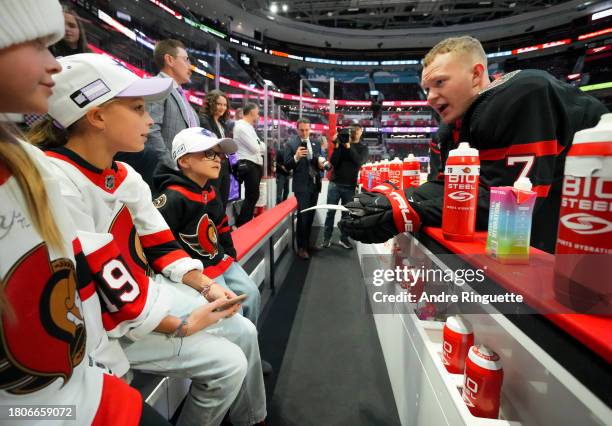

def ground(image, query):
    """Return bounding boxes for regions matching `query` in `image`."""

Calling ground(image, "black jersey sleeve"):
[469,71,607,198]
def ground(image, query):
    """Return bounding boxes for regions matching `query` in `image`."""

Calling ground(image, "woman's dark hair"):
[51,5,90,56]
[201,90,230,122]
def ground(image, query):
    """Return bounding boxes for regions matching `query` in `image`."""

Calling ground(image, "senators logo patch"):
[153,194,167,209]
[108,205,152,277]
[0,244,86,394]
[179,214,219,259]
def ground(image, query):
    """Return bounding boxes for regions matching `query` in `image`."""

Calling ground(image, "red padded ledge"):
[422,227,612,364]
[232,197,297,261]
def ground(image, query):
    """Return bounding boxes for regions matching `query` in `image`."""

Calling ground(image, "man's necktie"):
[177,87,198,127]
[303,140,313,160]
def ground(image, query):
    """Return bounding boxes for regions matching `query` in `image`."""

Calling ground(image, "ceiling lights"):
[270,3,289,13]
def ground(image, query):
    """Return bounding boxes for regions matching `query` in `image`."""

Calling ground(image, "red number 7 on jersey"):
[506,155,535,181]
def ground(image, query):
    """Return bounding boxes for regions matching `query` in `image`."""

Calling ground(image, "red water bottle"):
[402,154,420,188]
[442,142,480,241]
[373,162,381,187]
[364,163,373,191]
[462,345,503,419]
[554,113,612,312]
[388,157,403,188]
[379,159,390,183]
[442,316,474,374]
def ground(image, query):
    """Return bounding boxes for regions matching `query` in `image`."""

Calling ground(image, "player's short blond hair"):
[423,36,487,68]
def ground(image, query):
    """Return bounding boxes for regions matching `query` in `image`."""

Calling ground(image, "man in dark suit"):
[284,118,324,260]
[117,39,198,186]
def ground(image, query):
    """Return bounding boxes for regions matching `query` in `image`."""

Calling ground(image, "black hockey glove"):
[339,183,421,244]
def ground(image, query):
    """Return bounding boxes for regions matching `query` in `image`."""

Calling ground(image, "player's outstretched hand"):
[338,192,400,243]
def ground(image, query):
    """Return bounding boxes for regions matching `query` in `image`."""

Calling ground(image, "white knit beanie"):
[0,0,64,50]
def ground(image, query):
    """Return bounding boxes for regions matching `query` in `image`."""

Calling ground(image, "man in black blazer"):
[284,118,324,259]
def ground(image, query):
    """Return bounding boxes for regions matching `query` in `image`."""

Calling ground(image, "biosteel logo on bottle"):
[388,157,403,188]
[555,113,612,313]
[371,162,380,187]
[379,159,390,184]
[442,142,480,241]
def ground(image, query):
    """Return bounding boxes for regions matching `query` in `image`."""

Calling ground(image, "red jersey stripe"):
[85,239,121,273]
[568,142,612,157]
[480,139,563,161]
[139,229,176,248]
[168,184,217,204]
[532,184,551,197]
[217,225,231,234]
[151,249,190,271]
[79,281,97,300]
[92,374,142,426]
[203,256,234,279]
[0,164,10,185]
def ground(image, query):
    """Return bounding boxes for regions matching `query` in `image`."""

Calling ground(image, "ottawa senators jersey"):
[0,141,141,425]
[420,69,608,252]
[44,147,201,373]
[153,165,236,279]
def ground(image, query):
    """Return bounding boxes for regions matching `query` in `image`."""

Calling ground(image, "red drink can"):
[462,345,503,419]
[442,316,474,374]
[442,142,480,241]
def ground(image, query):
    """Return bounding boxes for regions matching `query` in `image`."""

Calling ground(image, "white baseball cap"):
[172,127,237,164]
[48,53,173,127]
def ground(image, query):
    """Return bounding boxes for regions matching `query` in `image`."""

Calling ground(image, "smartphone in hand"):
[213,294,247,312]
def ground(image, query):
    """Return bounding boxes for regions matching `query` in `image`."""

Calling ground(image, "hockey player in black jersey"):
[339,36,608,253]
[153,127,262,325]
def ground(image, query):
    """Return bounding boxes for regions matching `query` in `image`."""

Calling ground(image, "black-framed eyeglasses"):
[196,150,224,160]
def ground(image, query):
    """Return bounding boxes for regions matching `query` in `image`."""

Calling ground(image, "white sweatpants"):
[121,276,266,426]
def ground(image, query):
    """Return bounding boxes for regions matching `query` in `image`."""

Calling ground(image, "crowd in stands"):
[375,83,425,100]
[336,113,437,128]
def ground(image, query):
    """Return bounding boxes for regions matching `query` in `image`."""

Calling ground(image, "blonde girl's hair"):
[0,122,65,313]
[0,123,64,250]
[27,116,70,150]
[28,99,121,150]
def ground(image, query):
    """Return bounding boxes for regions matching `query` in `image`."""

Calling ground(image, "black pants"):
[276,173,290,204]
[236,160,263,226]
[295,190,319,249]
[323,182,355,241]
